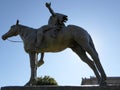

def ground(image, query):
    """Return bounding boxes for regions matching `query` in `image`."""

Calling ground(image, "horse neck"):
[18,25,35,41]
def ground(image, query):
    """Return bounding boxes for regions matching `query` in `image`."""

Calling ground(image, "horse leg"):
[37,53,44,67]
[81,43,107,85]
[71,46,101,83]
[25,52,37,86]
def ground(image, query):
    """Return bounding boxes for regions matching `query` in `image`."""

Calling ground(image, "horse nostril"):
[2,35,6,40]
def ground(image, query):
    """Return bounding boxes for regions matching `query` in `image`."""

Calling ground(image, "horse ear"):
[16,20,19,25]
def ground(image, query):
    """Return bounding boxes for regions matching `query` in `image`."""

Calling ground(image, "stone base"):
[1,86,120,90]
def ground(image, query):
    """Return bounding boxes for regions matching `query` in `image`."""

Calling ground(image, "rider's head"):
[48,13,68,26]
[55,13,68,24]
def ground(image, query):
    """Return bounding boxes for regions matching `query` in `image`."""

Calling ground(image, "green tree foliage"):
[36,76,58,85]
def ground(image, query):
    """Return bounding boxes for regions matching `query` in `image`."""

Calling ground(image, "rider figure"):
[36,2,68,48]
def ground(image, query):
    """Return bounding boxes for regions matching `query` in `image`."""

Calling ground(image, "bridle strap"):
[7,39,23,43]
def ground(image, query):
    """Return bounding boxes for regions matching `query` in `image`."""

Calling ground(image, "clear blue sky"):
[0,0,120,87]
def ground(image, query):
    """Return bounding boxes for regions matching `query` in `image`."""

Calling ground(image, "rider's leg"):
[51,26,61,38]
[36,31,43,48]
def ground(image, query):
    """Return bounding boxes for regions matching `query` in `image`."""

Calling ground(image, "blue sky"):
[0,0,120,87]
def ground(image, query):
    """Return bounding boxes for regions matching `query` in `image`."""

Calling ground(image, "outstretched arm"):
[45,2,55,16]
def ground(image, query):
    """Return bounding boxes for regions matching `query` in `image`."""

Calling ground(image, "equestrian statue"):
[2,2,107,86]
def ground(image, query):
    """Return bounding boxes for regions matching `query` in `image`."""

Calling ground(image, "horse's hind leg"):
[87,46,107,85]
[80,41,107,85]
[89,37,107,83]
[71,45,101,83]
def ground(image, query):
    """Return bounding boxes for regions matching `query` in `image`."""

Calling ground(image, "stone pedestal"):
[1,86,120,90]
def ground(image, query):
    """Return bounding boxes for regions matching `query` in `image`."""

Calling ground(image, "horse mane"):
[18,24,36,30]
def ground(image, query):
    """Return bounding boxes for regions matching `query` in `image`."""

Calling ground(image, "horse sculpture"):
[2,20,107,86]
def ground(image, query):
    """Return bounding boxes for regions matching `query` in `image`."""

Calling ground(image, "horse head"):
[2,20,20,40]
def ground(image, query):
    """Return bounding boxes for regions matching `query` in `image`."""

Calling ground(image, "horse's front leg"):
[25,52,38,86]
[37,53,44,68]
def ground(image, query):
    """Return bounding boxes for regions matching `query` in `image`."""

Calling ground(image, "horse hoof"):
[100,81,107,86]
[24,82,31,86]
[37,60,44,67]
[25,81,37,86]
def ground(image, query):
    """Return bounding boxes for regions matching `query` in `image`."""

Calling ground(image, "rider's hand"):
[45,2,51,7]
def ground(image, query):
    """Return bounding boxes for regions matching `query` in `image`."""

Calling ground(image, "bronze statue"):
[1,3,107,86]
[36,3,67,47]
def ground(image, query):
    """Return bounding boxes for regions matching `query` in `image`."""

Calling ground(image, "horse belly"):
[41,43,68,52]
[39,38,69,52]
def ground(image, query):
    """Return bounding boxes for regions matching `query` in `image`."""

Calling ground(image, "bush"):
[36,76,58,85]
